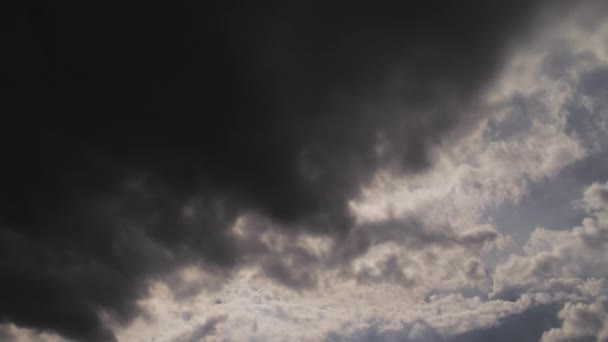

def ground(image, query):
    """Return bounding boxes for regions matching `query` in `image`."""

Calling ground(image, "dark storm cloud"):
[2,0,558,340]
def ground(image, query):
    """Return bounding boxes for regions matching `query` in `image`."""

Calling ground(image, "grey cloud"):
[325,302,563,342]
[261,256,319,290]
[463,259,490,285]
[491,181,608,302]
[325,302,561,342]
[568,67,608,152]
[173,315,227,342]
[579,66,608,98]
[208,217,502,291]
[129,8,608,340]
[542,297,608,342]
[575,182,608,212]
[484,18,608,241]
[326,319,445,342]
[0,326,15,342]
[355,255,415,287]
[450,303,562,342]
[0,1,597,341]
[352,220,502,253]
[492,218,608,299]
[318,220,505,290]
[0,324,69,342]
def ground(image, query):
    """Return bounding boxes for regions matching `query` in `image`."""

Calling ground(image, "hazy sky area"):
[3,1,608,341]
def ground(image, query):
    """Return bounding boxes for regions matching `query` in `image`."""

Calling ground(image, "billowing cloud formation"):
[3,1,608,341]
[492,183,608,299]
[2,1,551,340]
[490,181,608,342]
[542,297,608,341]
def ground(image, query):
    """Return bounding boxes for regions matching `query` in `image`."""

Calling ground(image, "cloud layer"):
[3,1,608,341]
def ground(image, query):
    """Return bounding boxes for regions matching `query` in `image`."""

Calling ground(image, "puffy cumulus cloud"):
[542,297,608,342]
[330,13,608,338]
[116,280,489,341]
[341,12,608,336]
[350,79,589,243]
[490,181,608,342]
[114,271,347,341]
[209,215,508,298]
[492,182,608,299]
[575,181,608,212]
[349,11,596,231]
[350,0,608,235]
[333,222,510,294]
[112,268,599,341]
[495,185,608,342]
[319,277,604,342]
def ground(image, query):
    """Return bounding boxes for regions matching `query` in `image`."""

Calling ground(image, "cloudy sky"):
[4,1,608,341]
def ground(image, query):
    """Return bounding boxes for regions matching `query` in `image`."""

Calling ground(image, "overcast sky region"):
[4,1,608,341]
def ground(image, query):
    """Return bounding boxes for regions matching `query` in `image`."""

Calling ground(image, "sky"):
[3,1,608,341]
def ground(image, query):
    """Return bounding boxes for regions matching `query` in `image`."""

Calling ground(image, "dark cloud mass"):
[3,1,554,340]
